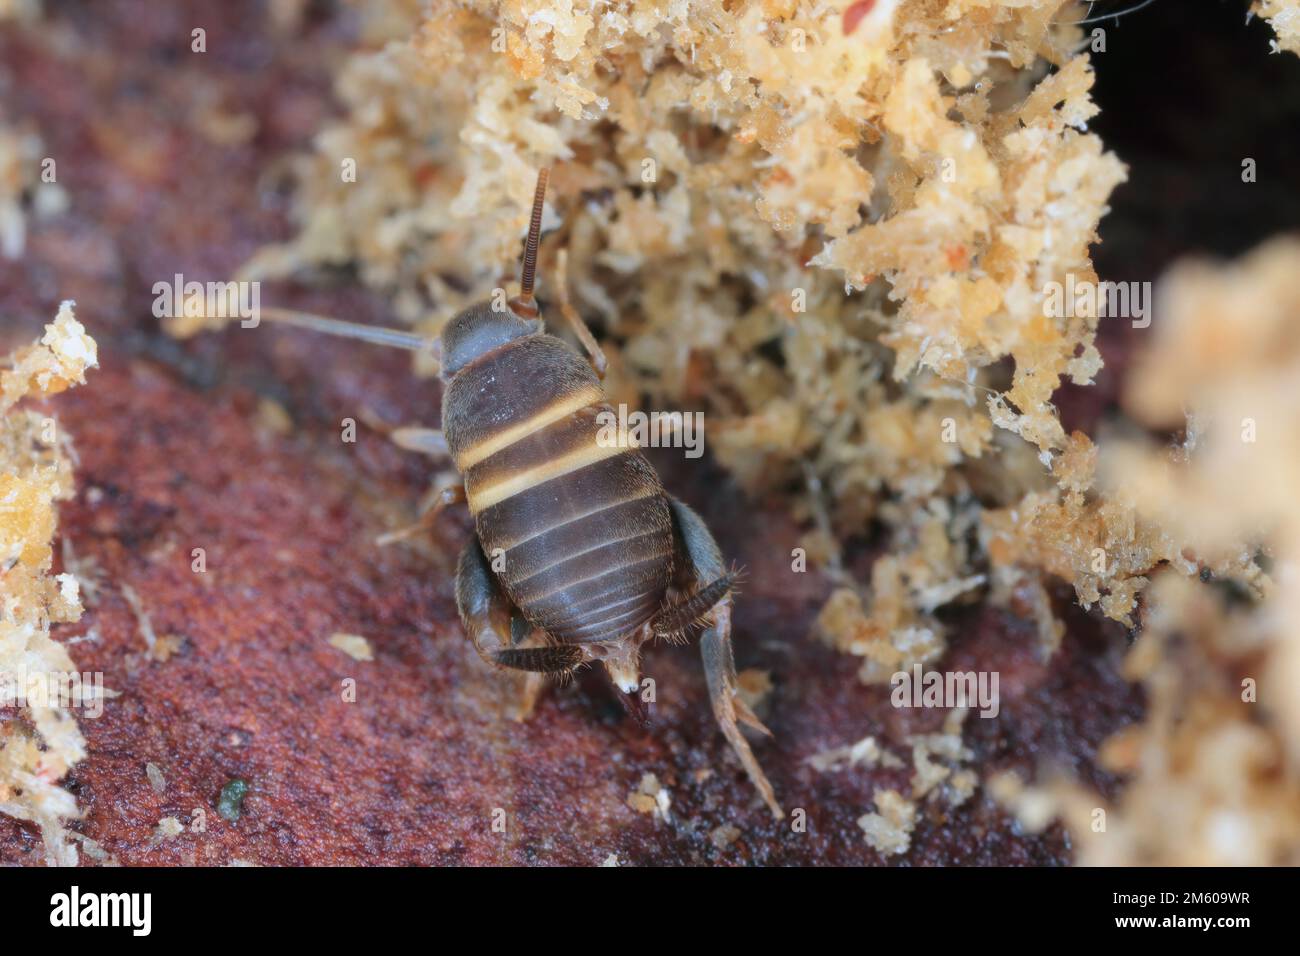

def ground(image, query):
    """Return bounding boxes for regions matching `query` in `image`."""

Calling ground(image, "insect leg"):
[455,539,582,677]
[667,496,783,820]
[510,621,553,720]
[493,645,584,673]
[376,483,465,546]
[554,249,607,380]
[648,569,740,644]
[354,409,449,459]
[388,427,449,458]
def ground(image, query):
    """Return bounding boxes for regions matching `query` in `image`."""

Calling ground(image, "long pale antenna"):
[254,307,439,357]
[1071,0,1158,24]
[509,167,549,319]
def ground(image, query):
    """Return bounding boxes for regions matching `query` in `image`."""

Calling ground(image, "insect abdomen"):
[443,335,674,643]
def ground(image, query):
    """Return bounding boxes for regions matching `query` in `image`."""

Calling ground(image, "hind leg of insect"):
[455,538,583,678]
[508,615,551,720]
[387,426,449,458]
[649,569,740,644]
[665,496,783,820]
[376,482,465,547]
[353,407,450,459]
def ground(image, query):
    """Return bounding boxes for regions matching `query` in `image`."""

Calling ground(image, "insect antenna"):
[252,307,439,358]
[508,167,550,319]
[1070,0,1159,25]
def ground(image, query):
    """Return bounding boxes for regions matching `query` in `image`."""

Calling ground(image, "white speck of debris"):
[857,789,916,857]
[654,786,671,821]
[907,708,976,807]
[147,816,183,849]
[807,735,905,772]
[56,572,80,605]
[710,823,741,850]
[71,832,112,863]
[66,625,100,646]
[627,772,673,823]
[329,632,374,662]
[145,762,166,794]
[987,772,1057,834]
[43,300,98,370]
[600,854,619,867]
[120,584,157,654]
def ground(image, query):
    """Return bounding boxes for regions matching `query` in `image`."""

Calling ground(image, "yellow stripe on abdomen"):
[454,385,605,470]
[467,441,631,513]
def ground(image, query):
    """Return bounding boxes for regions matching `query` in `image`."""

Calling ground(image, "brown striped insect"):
[226,169,781,819]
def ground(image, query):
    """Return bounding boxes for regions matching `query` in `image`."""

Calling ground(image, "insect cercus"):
[220,169,781,819]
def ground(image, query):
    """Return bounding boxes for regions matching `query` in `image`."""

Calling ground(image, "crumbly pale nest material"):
[0,302,98,866]
[13,0,1300,863]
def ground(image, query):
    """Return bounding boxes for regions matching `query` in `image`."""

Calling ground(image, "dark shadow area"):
[1057,0,1300,434]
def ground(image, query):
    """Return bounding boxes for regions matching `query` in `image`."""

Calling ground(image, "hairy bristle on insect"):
[495,644,582,673]
[652,569,740,644]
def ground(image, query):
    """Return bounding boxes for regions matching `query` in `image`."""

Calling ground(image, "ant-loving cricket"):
[199,168,782,819]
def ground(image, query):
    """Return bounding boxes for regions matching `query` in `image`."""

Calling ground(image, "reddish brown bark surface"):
[0,0,1141,865]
